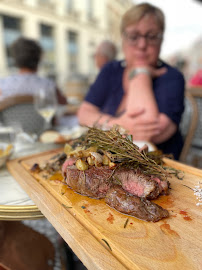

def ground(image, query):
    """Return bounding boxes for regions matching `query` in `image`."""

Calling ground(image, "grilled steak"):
[105,185,169,222]
[63,163,169,222]
[63,161,169,199]
[114,168,161,199]
[65,165,113,199]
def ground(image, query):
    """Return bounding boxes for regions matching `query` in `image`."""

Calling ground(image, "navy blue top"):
[85,60,185,160]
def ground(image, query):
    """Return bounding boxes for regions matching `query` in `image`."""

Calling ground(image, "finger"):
[133,127,160,137]
[126,108,145,117]
[133,130,159,141]
[132,116,160,125]
[133,134,152,141]
[133,122,160,131]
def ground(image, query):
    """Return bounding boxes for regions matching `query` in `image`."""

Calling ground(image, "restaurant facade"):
[0,0,132,88]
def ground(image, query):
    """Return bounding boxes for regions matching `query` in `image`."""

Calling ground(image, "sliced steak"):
[64,164,169,222]
[62,157,76,177]
[151,176,169,195]
[65,163,169,200]
[105,185,169,222]
[114,168,161,199]
[66,165,113,199]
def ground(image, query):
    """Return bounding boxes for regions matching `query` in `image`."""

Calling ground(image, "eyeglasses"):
[123,32,163,46]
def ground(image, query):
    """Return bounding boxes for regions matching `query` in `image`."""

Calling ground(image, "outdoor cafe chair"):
[179,87,202,168]
[0,94,45,136]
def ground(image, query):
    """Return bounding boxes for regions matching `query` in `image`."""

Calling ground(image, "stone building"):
[0,0,132,91]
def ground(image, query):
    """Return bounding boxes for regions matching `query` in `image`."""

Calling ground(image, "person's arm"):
[77,101,112,126]
[126,73,158,121]
[77,100,151,135]
[126,66,167,121]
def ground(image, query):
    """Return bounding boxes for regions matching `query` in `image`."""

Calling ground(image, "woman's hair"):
[11,37,42,70]
[120,3,165,34]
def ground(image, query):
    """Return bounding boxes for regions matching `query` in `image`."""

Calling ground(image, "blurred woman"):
[0,37,66,104]
[78,3,185,160]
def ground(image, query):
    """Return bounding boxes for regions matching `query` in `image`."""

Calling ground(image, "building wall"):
[0,0,132,90]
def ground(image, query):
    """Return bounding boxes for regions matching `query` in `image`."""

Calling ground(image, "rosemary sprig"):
[84,126,168,179]
[124,218,129,228]
[164,167,184,180]
[62,203,72,209]
[182,184,193,191]
[101,239,112,251]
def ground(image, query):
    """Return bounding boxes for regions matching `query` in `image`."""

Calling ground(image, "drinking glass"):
[34,87,57,131]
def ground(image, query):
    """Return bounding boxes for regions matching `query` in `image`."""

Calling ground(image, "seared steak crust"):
[66,165,113,199]
[65,164,169,200]
[105,185,169,222]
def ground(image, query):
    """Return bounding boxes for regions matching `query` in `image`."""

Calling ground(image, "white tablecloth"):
[0,142,60,206]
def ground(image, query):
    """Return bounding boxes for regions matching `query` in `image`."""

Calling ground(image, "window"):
[40,24,55,74]
[86,0,93,19]
[88,41,96,75]
[66,0,74,13]
[67,31,78,72]
[2,15,21,67]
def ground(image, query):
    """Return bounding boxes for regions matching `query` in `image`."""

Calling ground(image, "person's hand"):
[110,110,160,141]
[128,113,160,141]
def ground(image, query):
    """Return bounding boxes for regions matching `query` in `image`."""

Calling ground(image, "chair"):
[179,87,202,167]
[0,95,45,136]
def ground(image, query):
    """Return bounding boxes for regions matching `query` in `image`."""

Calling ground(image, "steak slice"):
[62,158,169,199]
[66,165,113,199]
[151,176,170,195]
[105,185,169,222]
[65,164,169,200]
[113,168,161,199]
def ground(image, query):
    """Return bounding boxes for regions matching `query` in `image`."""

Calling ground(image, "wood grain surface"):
[7,150,202,270]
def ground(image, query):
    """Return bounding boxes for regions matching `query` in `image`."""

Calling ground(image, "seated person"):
[78,3,185,160]
[94,40,117,70]
[0,37,66,104]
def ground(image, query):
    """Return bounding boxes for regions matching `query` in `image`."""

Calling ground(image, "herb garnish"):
[62,203,72,209]
[85,126,168,179]
[102,239,112,251]
[164,167,184,180]
[182,184,193,191]
[124,218,129,228]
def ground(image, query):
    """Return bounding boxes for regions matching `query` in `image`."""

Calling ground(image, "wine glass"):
[34,87,57,131]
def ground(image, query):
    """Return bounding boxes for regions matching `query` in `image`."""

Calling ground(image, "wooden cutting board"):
[7,150,202,270]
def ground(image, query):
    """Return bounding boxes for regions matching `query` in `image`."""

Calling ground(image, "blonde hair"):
[120,3,165,34]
